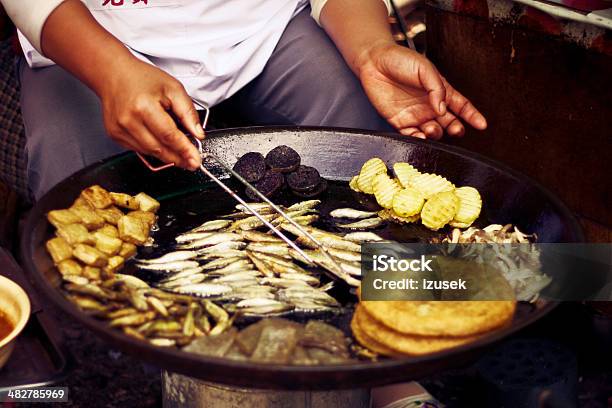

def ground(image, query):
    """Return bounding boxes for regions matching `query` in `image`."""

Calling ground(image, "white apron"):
[18,0,309,106]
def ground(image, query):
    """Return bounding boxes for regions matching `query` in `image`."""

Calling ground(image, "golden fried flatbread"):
[353,305,485,356]
[360,300,516,337]
[350,308,399,357]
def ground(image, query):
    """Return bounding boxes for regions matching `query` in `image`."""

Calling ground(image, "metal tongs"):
[136,103,352,283]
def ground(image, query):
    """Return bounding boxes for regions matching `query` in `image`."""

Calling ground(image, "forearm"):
[319,0,395,75]
[41,0,139,98]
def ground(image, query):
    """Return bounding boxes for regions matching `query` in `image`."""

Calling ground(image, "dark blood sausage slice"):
[292,178,328,198]
[233,152,266,183]
[265,145,301,173]
[286,165,321,192]
[245,171,285,201]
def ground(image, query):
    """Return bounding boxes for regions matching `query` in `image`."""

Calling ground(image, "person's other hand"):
[356,42,487,139]
[99,59,205,169]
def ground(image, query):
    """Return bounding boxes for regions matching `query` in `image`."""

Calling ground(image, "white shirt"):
[3,0,392,107]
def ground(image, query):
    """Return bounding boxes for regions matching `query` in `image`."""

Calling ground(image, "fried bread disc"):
[353,305,485,356]
[292,179,328,198]
[360,300,516,337]
[233,152,267,183]
[245,171,284,201]
[286,165,321,192]
[265,145,301,173]
[350,308,399,356]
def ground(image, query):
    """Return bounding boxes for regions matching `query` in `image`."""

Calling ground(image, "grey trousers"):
[19,8,393,200]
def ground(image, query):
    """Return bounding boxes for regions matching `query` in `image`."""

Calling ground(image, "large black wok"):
[20,127,584,390]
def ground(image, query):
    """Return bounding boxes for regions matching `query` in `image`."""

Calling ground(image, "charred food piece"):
[292,178,328,198]
[286,165,321,192]
[245,170,285,201]
[265,145,301,173]
[233,152,267,183]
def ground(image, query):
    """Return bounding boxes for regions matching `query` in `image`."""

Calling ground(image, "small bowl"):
[0,275,31,369]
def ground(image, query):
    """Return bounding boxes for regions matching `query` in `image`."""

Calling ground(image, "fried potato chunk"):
[118,242,137,259]
[96,224,119,238]
[73,244,108,267]
[127,210,157,228]
[118,215,148,245]
[57,259,83,276]
[134,192,160,213]
[71,196,93,210]
[104,256,125,274]
[69,206,105,230]
[96,206,124,225]
[82,266,102,281]
[56,223,93,245]
[110,192,140,210]
[81,185,113,209]
[93,230,123,256]
[47,209,81,229]
[45,237,73,263]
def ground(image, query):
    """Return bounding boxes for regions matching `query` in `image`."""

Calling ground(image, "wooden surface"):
[426,6,612,242]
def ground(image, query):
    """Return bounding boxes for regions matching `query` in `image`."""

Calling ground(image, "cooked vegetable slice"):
[46,237,73,263]
[392,187,425,217]
[118,215,149,245]
[420,191,459,231]
[372,173,401,209]
[134,192,160,213]
[93,230,123,256]
[452,186,482,225]
[57,259,83,276]
[56,223,92,245]
[119,242,138,259]
[393,162,421,188]
[96,206,124,225]
[127,210,157,228]
[356,158,387,194]
[378,209,420,224]
[408,172,455,199]
[69,206,106,230]
[105,256,125,274]
[349,175,360,192]
[96,224,119,238]
[82,266,102,280]
[47,209,81,228]
[73,243,108,267]
[81,185,113,209]
[109,192,140,210]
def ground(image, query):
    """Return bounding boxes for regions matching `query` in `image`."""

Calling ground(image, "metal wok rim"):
[20,126,584,388]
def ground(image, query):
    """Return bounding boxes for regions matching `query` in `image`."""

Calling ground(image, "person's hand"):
[356,41,487,139]
[98,59,205,169]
